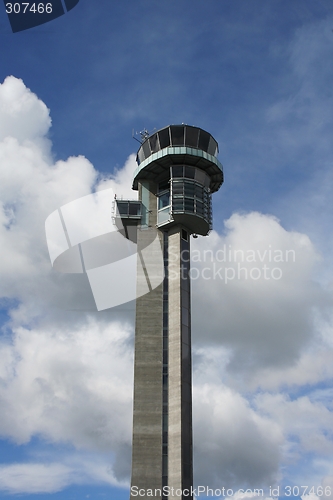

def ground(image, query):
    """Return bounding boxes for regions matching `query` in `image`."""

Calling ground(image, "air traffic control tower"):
[124,125,223,500]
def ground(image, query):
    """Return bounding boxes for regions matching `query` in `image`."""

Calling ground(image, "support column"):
[130,181,164,500]
[168,226,193,499]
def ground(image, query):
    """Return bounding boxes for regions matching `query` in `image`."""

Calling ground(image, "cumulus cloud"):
[191,212,323,376]
[0,76,51,154]
[97,153,139,201]
[0,453,126,494]
[255,393,333,458]
[0,319,133,450]
[0,462,74,494]
[193,383,283,489]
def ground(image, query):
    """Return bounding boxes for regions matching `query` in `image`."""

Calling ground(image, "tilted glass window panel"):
[170,125,185,146]
[172,166,184,178]
[172,196,184,205]
[159,192,170,209]
[128,202,141,216]
[194,168,207,185]
[184,198,194,211]
[117,202,128,215]
[185,126,199,148]
[142,140,151,159]
[184,182,195,197]
[198,129,210,152]
[158,127,171,149]
[172,199,184,211]
[171,182,184,195]
[184,166,195,179]
[195,185,204,199]
[208,135,218,156]
[196,200,204,215]
[149,133,160,153]
[137,148,145,165]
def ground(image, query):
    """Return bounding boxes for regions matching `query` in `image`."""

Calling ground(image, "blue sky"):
[1,0,333,499]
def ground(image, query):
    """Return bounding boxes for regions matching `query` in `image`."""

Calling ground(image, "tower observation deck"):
[128,125,223,500]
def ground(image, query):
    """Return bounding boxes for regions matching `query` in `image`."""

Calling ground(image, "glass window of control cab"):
[149,133,160,153]
[185,126,199,148]
[159,192,170,209]
[117,201,129,216]
[168,165,212,223]
[157,179,171,225]
[136,125,219,164]
[170,126,185,146]
[129,202,142,217]
[158,127,171,149]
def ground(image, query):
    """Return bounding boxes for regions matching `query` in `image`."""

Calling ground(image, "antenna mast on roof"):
[139,128,150,142]
[132,128,150,144]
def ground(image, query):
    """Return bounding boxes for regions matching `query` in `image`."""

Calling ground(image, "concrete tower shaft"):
[129,125,223,500]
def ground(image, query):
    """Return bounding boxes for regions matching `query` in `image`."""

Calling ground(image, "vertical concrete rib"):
[168,226,193,499]
[130,181,164,499]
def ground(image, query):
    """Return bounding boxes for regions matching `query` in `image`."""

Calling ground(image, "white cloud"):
[0,462,74,494]
[247,347,333,391]
[193,383,283,489]
[0,319,133,450]
[97,154,139,201]
[255,393,333,457]
[191,212,323,376]
[0,76,51,157]
[0,76,51,142]
[0,452,126,494]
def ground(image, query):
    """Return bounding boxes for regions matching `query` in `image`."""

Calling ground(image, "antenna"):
[132,129,141,144]
[132,128,152,144]
[139,129,150,142]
